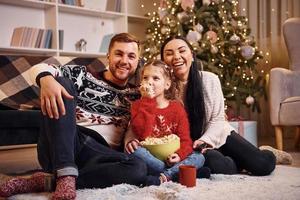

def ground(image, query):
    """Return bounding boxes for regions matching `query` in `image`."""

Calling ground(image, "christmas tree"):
[142,0,267,116]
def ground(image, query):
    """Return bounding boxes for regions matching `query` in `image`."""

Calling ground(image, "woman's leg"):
[76,136,147,189]
[132,147,166,176]
[219,131,276,176]
[164,151,204,181]
[204,149,238,174]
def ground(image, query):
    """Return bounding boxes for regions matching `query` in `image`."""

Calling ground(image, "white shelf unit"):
[0,0,159,57]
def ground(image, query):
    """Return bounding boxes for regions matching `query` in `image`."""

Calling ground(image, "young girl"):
[125,60,205,184]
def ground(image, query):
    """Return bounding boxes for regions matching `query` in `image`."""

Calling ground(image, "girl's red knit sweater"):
[130,97,193,160]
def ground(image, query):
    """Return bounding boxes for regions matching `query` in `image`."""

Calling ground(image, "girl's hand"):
[166,153,180,166]
[139,82,155,98]
[125,139,140,154]
[193,140,212,154]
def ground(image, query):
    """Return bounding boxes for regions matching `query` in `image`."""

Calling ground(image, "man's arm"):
[29,63,73,119]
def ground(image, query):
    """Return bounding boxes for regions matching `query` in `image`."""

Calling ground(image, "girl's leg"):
[220,131,276,176]
[163,151,204,181]
[132,147,166,176]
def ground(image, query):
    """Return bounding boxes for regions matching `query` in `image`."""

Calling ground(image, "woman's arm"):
[198,72,232,148]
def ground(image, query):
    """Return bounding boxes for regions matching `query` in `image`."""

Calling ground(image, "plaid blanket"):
[0,56,107,110]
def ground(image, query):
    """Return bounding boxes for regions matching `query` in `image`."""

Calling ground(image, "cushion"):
[279,96,300,125]
[0,56,106,110]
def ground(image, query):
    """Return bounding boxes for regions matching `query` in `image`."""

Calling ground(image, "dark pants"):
[204,131,276,176]
[37,77,147,189]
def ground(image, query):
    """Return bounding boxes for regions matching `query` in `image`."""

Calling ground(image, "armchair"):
[269,18,300,150]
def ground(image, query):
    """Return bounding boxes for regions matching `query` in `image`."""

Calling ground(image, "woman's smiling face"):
[162,39,194,81]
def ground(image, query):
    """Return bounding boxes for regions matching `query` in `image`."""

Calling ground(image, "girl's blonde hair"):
[141,60,177,100]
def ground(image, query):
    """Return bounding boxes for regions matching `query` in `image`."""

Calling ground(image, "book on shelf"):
[10,27,25,47]
[60,0,84,6]
[59,29,64,50]
[106,0,121,12]
[83,0,107,11]
[10,27,53,49]
[99,33,115,53]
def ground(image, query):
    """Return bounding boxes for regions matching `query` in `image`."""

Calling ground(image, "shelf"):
[58,4,125,19]
[0,46,57,56]
[59,50,106,58]
[0,0,159,57]
[128,14,149,22]
[0,0,55,9]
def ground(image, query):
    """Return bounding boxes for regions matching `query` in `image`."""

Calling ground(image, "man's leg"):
[75,136,147,189]
[0,77,80,198]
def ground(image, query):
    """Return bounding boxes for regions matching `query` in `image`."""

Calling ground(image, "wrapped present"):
[229,120,257,147]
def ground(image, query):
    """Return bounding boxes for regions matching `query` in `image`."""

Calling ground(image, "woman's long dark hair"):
[160,36,206,141]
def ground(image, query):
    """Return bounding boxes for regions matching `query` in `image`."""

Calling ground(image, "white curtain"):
[237,0,300,138]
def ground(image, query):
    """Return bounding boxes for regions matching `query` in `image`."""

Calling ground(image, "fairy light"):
[141,4,144,8]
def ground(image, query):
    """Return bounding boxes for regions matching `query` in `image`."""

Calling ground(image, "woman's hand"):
[166,153,180,166]
[125,139,140,154]
[193,140,212,154]
[40,75,73,119]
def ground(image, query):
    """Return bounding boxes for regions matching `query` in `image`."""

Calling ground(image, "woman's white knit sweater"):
[179,71,234,148]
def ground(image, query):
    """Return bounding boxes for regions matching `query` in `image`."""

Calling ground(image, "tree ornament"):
[159,0,168,9]
[245,36,254,44]
[206,30,218,44]
[230,33,240,44]
[246,95,255,105]
[158,9,168,20]
[228,46,237,54]
[194,23,204,33]
[168,15,177,27]
[210,45,218,54]
[161,26,169,34]
[177,11,189,22]
[240,45,255,60]
[202,0,211,6]
[186,30,202,44]
[181,0,195,11]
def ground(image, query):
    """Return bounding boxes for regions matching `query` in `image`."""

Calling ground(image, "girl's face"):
[162,39,193,81]
[141,65,171,99]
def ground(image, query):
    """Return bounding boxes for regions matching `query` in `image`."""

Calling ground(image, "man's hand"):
[125,139,140,154]
[166,153,180,166]
[40,76,73,119]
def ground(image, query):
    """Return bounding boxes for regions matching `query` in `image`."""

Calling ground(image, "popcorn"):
[140,134,180,145]
[140,82,155,98]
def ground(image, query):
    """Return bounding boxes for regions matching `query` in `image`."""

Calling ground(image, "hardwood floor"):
[0,133,299,175]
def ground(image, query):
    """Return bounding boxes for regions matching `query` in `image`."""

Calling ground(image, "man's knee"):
[55,77,77,97]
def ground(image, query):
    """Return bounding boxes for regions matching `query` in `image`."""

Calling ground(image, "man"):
[0,33,146,200]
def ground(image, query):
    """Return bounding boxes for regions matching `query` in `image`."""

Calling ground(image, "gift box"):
[229,121,257,147]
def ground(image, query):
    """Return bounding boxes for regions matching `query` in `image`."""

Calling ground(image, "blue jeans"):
[37,77,147,189]
[133,147,204,181]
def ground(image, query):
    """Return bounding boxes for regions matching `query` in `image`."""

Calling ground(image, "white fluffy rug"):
[7,165,300,200]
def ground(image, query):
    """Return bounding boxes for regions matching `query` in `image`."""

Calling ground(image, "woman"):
[160,36,276,176]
